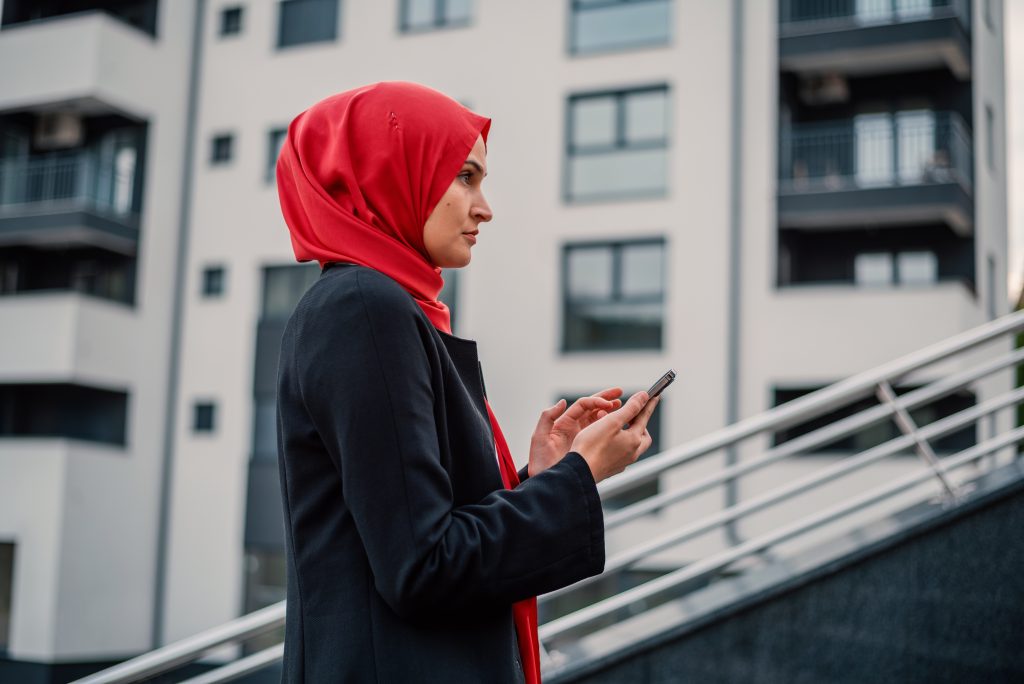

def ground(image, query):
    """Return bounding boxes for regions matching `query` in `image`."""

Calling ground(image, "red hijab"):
[275,81,542,683]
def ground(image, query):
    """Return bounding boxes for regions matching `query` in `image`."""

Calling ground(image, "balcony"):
[778,110,974,235]
[779,0,971,79]
[0,10,162,119]
[0,291,138,384]
[1,0,158,38]
[0,149,140,254]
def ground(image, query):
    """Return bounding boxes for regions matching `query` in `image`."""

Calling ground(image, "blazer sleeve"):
[293,270,605,621]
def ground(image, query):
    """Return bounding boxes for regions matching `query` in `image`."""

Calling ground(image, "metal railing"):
[0,151,138,217]
[779,110,973,194]
[73,308,1024,683]
[779,0,970,36]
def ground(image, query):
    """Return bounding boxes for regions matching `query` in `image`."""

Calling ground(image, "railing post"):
[875,381,964,503]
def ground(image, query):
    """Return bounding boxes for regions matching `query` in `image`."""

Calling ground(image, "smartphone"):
[646,369,676,400]
[623,369,675,429]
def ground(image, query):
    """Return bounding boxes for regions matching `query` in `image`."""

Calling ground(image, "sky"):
[1007,0,1023,304]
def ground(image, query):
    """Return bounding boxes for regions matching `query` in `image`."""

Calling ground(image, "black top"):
[276,262,606,683]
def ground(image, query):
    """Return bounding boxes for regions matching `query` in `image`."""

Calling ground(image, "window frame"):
[561,237,667,353]
[219,5,243,36]
[568,0,673,56]
[267,127,288,184]
[564,84,670,203]
[193,401,217,433]
[210,133,234,165]
[276,0,340,49]
[201,265,226,298]
[398,0,473,33]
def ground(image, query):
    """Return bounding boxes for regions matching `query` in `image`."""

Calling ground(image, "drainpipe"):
[723,0,745,547]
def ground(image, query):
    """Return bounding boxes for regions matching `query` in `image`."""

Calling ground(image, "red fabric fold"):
[276,81,541,683]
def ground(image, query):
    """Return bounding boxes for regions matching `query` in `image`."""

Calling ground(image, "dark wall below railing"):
[558,466,1024,684]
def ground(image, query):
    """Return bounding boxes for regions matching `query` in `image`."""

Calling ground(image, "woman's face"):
[423,134,493,268]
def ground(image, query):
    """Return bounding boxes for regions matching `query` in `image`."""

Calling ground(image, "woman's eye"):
[459,172,473,185]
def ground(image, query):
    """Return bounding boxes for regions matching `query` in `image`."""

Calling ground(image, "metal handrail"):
[541,383,1024,602]
[600,344,1024,527]
[540,426,1024,643]
[598,310,1024,499]
[74,309,1024,682]
[70,602,285,684]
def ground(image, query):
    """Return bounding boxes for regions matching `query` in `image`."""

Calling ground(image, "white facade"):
[0,0,1011,668]
[0,0,196,664]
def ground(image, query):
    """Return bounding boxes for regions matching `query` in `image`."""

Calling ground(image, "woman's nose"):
[473,196,494,223]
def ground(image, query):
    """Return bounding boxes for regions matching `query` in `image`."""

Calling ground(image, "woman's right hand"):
[570,391,660,483]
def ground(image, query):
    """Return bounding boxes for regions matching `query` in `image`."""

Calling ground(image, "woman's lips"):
[463,233,477,244]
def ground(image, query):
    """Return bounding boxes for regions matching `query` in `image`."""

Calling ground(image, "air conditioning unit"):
[798,73,850,106]
[34,111,84,150]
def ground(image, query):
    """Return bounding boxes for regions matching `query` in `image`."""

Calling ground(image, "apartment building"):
[0,0,1009,678]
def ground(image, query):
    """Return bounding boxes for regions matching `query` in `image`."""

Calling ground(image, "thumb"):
[538,398,565,429]
[613,391,649,424]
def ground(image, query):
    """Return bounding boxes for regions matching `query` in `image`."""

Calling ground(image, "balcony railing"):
[0,150,138,218]
[779,110,972,194]
[779,0,970,36]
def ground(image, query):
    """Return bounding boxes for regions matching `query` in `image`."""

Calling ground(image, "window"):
[211,134,234,164]
[0,543,11,652]
[571,0,672,54]
[563,239,665,351]
[277,0,339,48]
[262,264,321,319]
[772,386,976,456]
[854,252,893,287]
[855,250,938,287]
[896,251,937,286]
[400,0,472,31]
[566,86,669,201]
[202,266,226,297]
[0,384,128,445]
[252,396,277,461]
[439,268,459,333]
[220,6,243,35]
[267,128,287,183]
[194,402,216,432]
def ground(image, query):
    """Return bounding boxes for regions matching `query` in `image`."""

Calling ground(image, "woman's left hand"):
[528,387,623,477]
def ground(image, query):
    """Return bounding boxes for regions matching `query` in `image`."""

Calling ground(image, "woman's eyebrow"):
[464,159,488,177]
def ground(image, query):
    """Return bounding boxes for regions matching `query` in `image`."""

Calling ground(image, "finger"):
[613,391,649,428]
[536,398,566,432]
[562,396,616,422]
[590,387,623,401]
[628,396,660,434]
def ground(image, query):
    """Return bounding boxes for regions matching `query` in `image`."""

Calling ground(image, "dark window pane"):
[262,263,320,319]
[0,543,11,651]
[0,384,127,445]
[194,402,216,432]
[221,6,243,35]
[572,0,671,54]
[252,396,277,461]
[211,134,233,164]
[267,128,287,183]
[202,266,225,297]
[439,268,459,333]
[278,0,339,48]
[771,386,977,455]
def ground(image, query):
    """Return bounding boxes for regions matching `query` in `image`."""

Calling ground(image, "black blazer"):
[275,262,605,683]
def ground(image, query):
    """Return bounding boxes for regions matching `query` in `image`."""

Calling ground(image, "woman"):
[274,81,659,683]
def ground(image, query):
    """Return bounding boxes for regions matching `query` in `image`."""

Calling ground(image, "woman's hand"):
[528,387,623,477]
[570,391,660,484]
